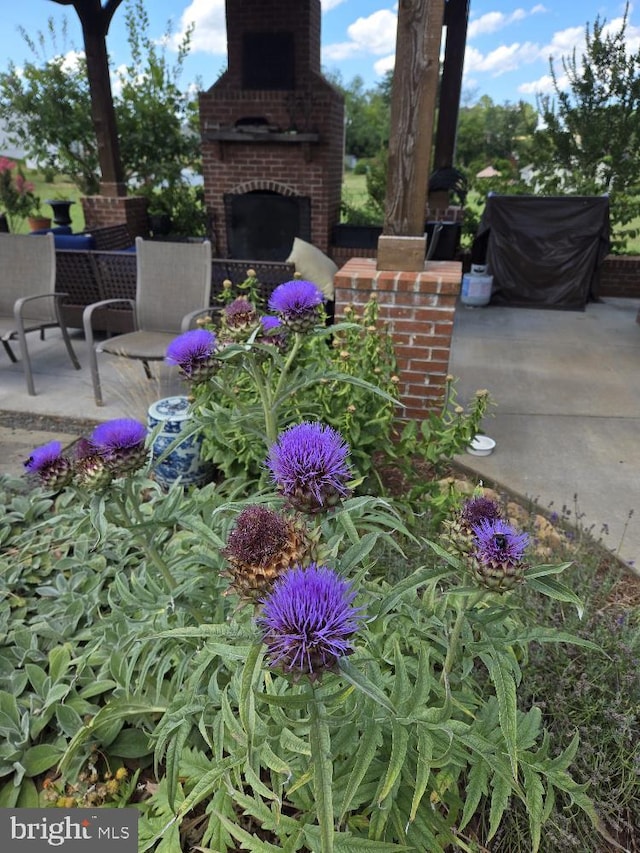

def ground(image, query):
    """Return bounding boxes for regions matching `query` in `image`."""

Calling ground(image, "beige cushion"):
[286,237,337,300]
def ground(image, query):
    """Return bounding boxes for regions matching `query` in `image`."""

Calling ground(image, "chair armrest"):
[14,292,61,311]
[83,298,136,343]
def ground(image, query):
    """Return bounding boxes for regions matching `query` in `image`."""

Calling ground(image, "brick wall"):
[598,255,640,298]
[82,195,149,239]
[335,257,461,420]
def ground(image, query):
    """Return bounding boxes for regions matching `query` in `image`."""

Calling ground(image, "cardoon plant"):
[268,279,324,332]
[471,517,529,590]
[222,504,314,601]
[89,418,148,477]
[267,421,352,513]
[166,328,218,382]
[24,440,73,490]
[258,562,363,680]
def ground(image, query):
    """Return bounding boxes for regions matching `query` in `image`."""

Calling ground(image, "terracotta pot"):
[28,216,52,232]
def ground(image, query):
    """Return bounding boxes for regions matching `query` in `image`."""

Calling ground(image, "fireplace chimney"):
[199,0,345,259]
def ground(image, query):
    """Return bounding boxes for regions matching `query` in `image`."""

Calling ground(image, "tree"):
[0,2,200,199]
[531,2,640,247]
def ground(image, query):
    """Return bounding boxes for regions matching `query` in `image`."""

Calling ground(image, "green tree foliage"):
[455,95,538,179]
[530,2,640,248]
[0,1,200,199]
[326,70,392,160]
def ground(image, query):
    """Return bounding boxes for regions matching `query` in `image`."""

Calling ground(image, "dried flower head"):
[24,441,73,490]
[462,496,502,528]
[90,418,148,477]
[166,329,218,382]
[258,563,363,680]
[267,421,352,513]
[268,279,324,332]
[471,518,529,591]
[222,504,315,600]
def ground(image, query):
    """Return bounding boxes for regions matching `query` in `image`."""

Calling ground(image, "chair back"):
[135,238,212,332]
[0,233,56,322]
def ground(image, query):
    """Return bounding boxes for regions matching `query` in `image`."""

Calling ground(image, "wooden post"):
[51,0,126,196]
[433,0,469,172]
[378,0,445,271]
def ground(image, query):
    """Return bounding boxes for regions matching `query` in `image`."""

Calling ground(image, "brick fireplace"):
[199,0,344,260]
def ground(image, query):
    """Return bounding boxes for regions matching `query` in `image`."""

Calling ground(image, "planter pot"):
[27,216,52,232]
[331,224,383,249]
[147,395,214,489]
[149,212,173,237]
[45,199,74,227]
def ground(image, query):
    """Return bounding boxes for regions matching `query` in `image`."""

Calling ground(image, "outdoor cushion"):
[286,236,337,300]
[53,233,96,250]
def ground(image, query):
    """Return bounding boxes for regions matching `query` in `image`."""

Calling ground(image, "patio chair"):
[83,237,212,406]
[0,232,81,395]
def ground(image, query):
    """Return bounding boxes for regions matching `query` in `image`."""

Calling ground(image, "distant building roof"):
[476,165,501,178]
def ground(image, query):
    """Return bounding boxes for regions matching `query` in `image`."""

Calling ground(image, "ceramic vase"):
[147,395,213,489]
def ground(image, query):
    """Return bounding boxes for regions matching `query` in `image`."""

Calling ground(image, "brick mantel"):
[334,258,461,420]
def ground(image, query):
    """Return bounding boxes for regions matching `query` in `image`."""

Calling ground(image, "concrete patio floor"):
[1,295,639,569]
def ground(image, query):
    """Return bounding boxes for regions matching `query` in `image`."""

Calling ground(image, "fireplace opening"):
[225,191,311,261]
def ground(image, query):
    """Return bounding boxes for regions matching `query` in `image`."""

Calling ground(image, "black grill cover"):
[474,195,610,310]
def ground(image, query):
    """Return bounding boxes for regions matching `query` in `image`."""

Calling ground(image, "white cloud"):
[465,41,541,76]
[467,5,546,40]
[321,0,347,11]
[323,8,397,64]
[373,53,395,76]
[170,0,226,55]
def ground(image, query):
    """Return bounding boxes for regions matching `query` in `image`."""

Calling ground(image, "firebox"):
[199,0,344,259]
[224,191,311,261]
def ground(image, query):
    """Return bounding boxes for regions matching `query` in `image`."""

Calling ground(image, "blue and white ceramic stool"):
[147,396,212,488]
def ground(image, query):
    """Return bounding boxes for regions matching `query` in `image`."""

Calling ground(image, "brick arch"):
[228,180,299,197]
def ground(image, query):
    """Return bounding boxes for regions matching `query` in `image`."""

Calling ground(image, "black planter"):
[149,212,173,237]
[45,199,74,227]
[331,224,383,249]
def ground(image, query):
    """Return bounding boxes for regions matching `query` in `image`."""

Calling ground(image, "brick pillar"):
[81,194,150,239]
[334,257,461,419]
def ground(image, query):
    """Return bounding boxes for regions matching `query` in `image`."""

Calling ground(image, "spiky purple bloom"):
[268,279,324,332]
[471,518,529,591]
[258,563,363,680]
[24,440,73,489]
[166,329,218,381]
[90,418,148,477]
[267,421,352,513]
[257,314,287,350]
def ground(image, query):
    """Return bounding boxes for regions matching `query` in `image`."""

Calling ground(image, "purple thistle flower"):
[267,421,352,513]
[24,440,73,489]
[461,496,502,528]
[258,563,363,680]
[166,329,218,381]
[224,297,257,331]
[90,418,148,477]
[471,518,529,591]
[268,279,324,333]
[260,315,282,333]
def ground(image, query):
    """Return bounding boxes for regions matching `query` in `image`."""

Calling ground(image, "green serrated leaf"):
[377,720,409,803]
[340,719,381,819]
[410,723,434,823]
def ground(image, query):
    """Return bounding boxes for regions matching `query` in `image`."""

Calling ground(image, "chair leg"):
[2,339,18,363]
[83,310,105,406]
[59,323,81,370]
[142,360,153,380]
[14,327,36,396]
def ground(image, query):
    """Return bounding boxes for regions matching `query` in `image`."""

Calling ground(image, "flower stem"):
[309,686,334,853]
[441,590,486,682]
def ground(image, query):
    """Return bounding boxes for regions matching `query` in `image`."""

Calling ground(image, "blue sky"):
[0,1,638,106]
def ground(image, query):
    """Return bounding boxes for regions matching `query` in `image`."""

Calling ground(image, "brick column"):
[81,194,149,239]
[334,257,461,419]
